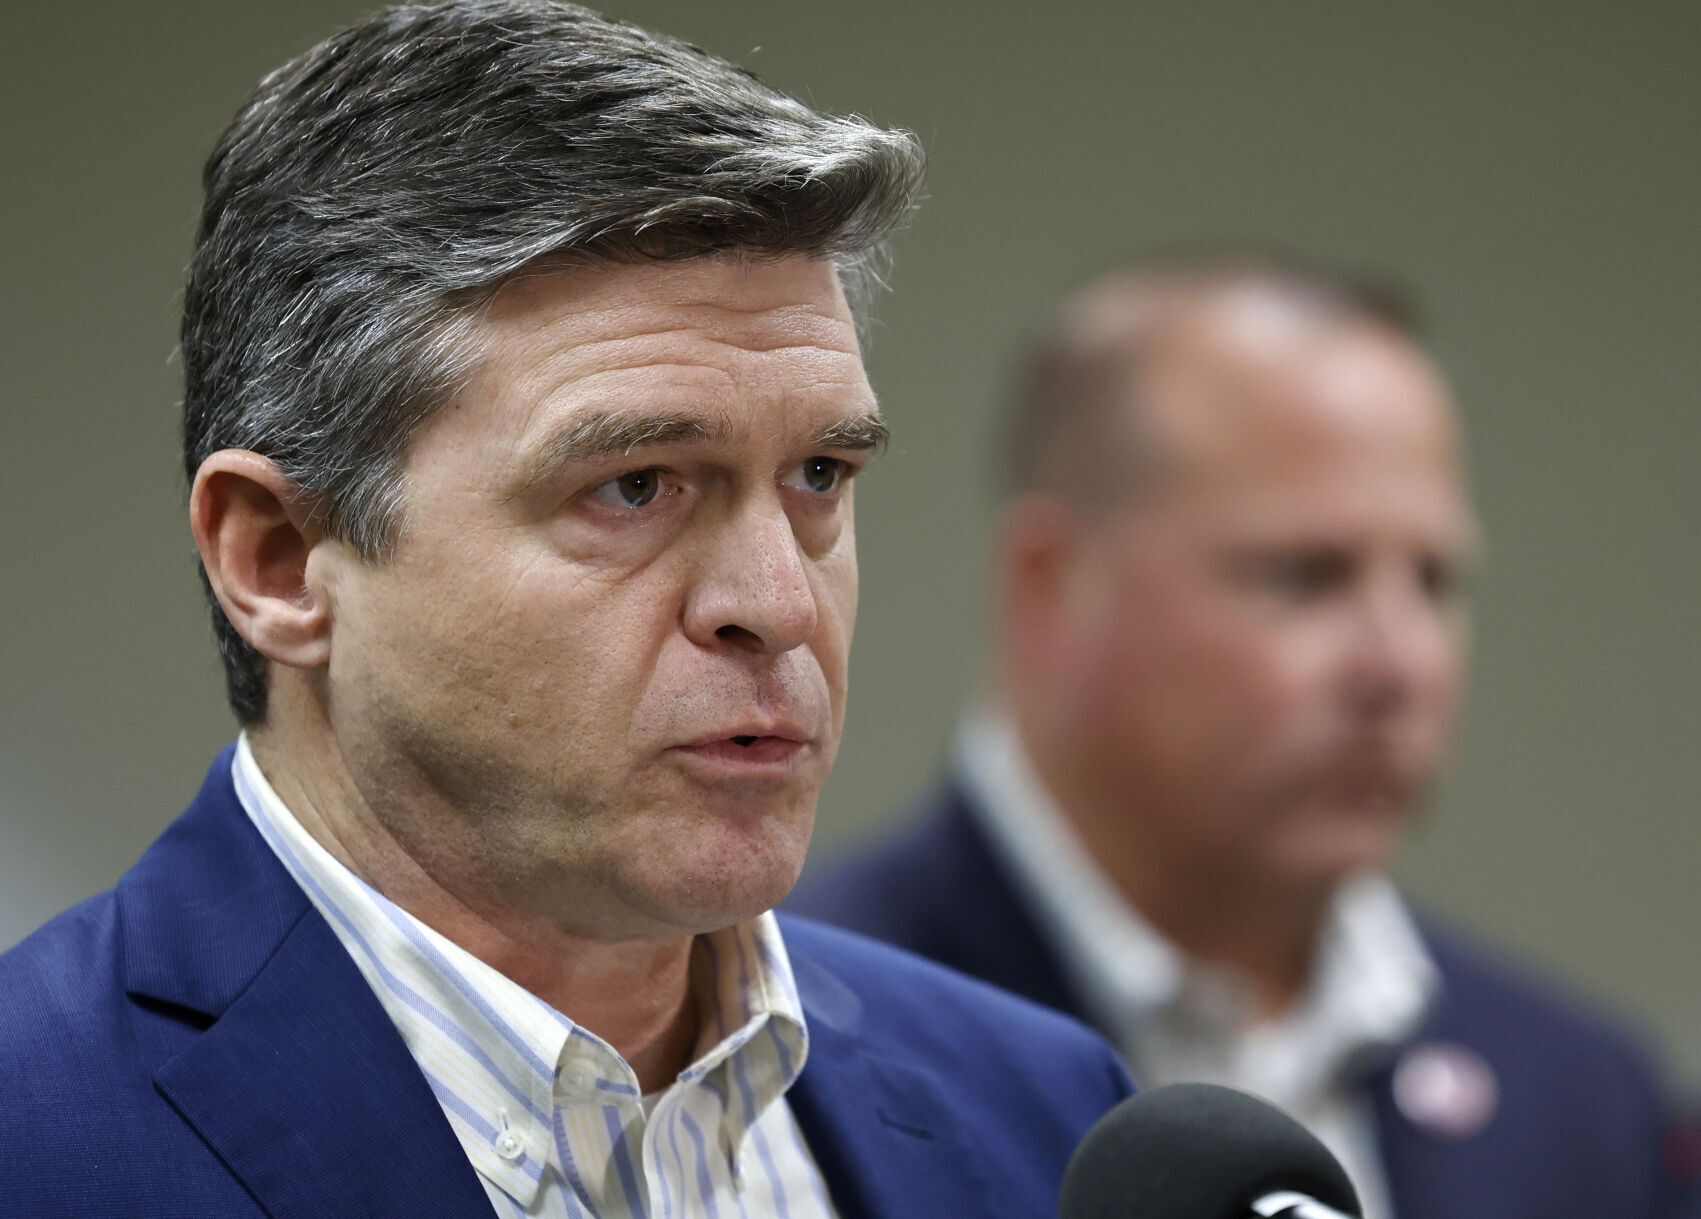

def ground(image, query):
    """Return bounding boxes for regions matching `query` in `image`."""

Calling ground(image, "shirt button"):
[494,1130,526,1161]
[561,1062,596,1094]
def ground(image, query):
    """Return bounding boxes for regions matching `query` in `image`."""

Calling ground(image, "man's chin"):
[632,872,805,939]
[618,827,813,936]
[1278,808,1408,888]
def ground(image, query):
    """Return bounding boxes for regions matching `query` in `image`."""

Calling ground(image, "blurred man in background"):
[791,250,1676,1218]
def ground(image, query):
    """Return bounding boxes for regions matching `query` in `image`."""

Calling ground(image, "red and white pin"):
[1392,1041,1499,1141]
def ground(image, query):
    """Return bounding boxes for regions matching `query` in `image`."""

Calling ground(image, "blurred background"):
[3,1,1696,1083]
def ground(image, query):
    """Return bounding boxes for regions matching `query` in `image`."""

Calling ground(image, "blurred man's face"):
[1044,292,1476,893]
[316,256,879,940]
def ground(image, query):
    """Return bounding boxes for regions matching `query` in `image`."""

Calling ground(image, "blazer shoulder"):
[0,887,125,1033]
[1421,913,1665,1072]
[0,887,149,1160]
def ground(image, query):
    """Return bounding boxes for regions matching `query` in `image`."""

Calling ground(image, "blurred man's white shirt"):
[956,706,1438,1219]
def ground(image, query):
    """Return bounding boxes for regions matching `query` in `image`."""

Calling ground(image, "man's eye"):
[590,468,663,509]
[1256,551,1351,599]
[1418,554,1465,605]
[788,457,846,496]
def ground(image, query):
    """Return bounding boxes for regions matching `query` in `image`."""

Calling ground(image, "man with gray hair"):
[0,4,1128,1215]
[791,249,1678,1217]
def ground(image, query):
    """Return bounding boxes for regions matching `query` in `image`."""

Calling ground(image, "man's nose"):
[682,496,819,654]
[1342,575,1459,716]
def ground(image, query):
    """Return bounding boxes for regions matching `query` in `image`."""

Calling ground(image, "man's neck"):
[246,717,700,1092]
[1113,870,1329,1023]
[1019,733,1330,1024]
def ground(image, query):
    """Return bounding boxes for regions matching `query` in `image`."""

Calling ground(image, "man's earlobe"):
[190,451,332,669]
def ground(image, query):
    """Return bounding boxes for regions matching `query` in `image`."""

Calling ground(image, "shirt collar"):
[952,707,1437,1081]
[683,913,811,1168]
[231,734,810,1208]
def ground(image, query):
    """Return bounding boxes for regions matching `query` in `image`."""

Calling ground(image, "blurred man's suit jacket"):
[789,778,1677,1219]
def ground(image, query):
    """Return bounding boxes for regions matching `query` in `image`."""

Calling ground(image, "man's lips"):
[1314,742,1424,806]
[675,737,806,766]
[669,723,814,771]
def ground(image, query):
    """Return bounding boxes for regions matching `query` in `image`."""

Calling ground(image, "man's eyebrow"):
[519,410,719,493]
[813,412,889,453]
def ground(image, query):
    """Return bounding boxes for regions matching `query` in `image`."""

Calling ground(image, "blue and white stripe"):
[233,737,837,1218]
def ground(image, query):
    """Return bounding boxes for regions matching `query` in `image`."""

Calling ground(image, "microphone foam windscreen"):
[1058,1082,1361,1218]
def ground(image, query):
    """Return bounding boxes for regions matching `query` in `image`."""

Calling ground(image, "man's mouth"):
[670,723,813,774]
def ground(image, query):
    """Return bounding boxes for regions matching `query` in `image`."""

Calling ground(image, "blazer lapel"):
[788,948,1008,1219]
[120,751,492,1218]
[928,784,1095,1022]
[152,910,493,1219]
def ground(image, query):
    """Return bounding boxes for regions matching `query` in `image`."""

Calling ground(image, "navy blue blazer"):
[0,752,1132,1217]
[788,780,1678,1219]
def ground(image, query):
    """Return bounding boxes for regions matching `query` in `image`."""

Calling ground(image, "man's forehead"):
[482,254,860,354]
[1079,303,1476,553]
[450,255,872,441]
[1134,302,1459,474]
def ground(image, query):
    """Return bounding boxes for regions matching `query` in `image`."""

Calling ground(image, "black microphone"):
[1059,1083,1362,1218]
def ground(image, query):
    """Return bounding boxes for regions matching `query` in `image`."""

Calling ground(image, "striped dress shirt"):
[233,736,838,1219]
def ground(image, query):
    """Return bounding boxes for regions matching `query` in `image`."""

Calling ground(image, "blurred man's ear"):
[190,451,333,670]
[994,493,1083,687]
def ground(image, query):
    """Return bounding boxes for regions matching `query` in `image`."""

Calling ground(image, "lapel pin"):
[1392,1041,1498,1141]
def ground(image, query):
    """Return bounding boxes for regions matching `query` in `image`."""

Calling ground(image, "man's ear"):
[190,450,332,669]
[994,493,1082,678]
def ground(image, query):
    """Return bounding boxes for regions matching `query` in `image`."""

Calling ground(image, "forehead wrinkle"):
[673,303,861,355]
[485,322,864,419]
[594,275,860,339]
[546,320,861,361]
[487,294,861,364]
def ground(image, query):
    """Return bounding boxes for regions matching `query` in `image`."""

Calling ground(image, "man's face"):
[315,256,877,940]
[1046,293,1477,893]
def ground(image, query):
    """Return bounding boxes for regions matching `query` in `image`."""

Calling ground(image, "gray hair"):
[181,0,925,723]
[1002,242,1423,504]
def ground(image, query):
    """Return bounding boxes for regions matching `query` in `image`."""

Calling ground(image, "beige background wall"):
[4,2,1696,1083]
